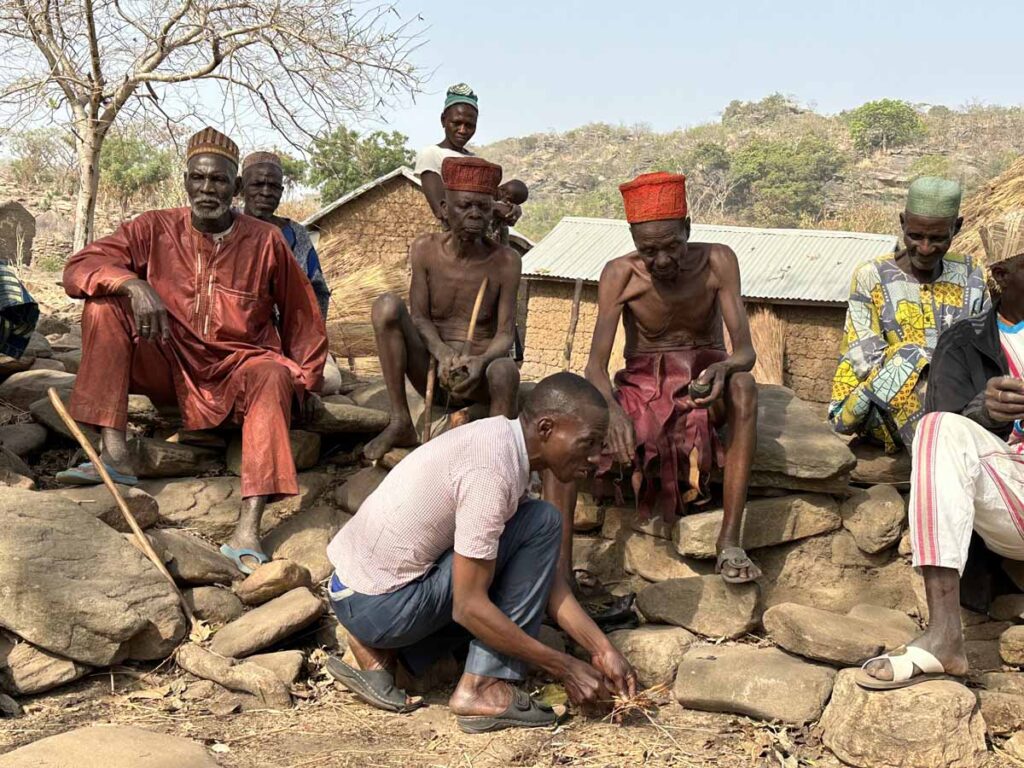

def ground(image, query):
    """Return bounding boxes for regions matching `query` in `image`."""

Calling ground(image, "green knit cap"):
[444,83,478,112]
[906,176,962,218]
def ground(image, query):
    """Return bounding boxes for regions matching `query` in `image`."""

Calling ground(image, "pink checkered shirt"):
[326,416,531,595]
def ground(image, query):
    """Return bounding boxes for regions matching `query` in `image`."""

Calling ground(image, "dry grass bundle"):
[954,156,1024,257]
[749,306,787,385]
[606,682,672,725]
[326,263,408,325]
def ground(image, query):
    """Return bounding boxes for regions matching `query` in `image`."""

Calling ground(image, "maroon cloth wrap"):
[597,348,727,521]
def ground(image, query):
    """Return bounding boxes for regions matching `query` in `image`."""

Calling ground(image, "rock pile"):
[0,318,389,711]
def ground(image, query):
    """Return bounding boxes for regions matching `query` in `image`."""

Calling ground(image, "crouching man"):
[859,210,1024,689]
[325,372,637,732]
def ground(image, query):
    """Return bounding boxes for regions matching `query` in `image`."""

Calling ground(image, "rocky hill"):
[482,95,1024,240]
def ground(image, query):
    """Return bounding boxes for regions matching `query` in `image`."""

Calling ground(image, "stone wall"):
[520,278,845,407]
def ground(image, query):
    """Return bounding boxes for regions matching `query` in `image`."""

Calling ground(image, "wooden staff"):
[421,360,437,443]
[562,278,584,370]
[46,388,194,625]
[431,278,490,437]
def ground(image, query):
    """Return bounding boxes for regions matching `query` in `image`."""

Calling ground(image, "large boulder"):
[756,532,921,614]
[143,529,239,586]
[0,369,76,410]
[334,465,389,514]
[46,485,159,532]
[739,385,857,493]
[673,494,841,559]
[830,530,895,567]
[608,626,694,688]
[820,669,987,768]
[850,442,912,486]
[635,576,760,639]
[0,726,219,768]
[623,533,710,582]
[262,505,350,582]
[674,645,834,724]
[226,430,322,475]
[572,536,625,584]
[0,634,91,695]
[840,485,907,554]
[138,472,330,540]
[0,489,185,666]
[763,602,916,666]
[209,587,323,658]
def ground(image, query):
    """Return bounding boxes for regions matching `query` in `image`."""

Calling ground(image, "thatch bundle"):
[724,305,787,386]
[954,156,1024,257]
[325,263,407,358]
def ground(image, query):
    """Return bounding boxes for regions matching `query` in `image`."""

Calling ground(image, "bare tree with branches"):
[0,0,424,249]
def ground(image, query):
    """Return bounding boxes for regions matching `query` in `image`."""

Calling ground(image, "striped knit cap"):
[242,151,282,172]
[444,83,478,112]
[186,127,239,166]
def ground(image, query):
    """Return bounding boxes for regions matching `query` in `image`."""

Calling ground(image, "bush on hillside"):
[722,93,801,126]
[844,99,925,152]
[307,127,414,204]
[728,136,846,227]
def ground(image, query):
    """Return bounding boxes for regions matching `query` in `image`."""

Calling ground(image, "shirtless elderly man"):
[364,156,520,461]
[547,172,760,583]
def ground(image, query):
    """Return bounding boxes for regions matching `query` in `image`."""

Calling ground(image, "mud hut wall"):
[774,303,845,406]
[521,278,844,406]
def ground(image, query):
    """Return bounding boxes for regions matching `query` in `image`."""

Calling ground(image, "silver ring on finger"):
[999,391,1004,403]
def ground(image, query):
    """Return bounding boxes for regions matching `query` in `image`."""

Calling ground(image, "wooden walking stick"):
[562,278,584,371]
[46,388,194,625]
[422,359,437,443]
[445,278,490,432]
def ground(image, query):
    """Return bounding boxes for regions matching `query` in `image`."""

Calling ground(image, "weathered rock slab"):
[608,626,695,688]
[139,472,330,541]
[0,423,46,457]
[235,559,312,606]
[830,529,894,567]
[0,369,75,410]
[262,505,349,582]
[573,494,605,532]
[636,576,759,639]
[334,465,388,514]
[0,725,220,768]
[820,668,987,768]
[841,485,907,554]
[176,643,291,709]
[1001,625,1024,665]
[247,650,305,685]
[851,441,912,486]
[144,528,238,586]
[763,602,916,666]
[977,690,1024,735]
[623,533,710,582]
[209,587,323,658]
[307,400,389,434]
[133,437,221,478]
[673,494,840,559]
[182,587,244,626]
[0,488,185,665]
[48,485,159,532]
[991,594,1024,622]
[674,645,834,724]
[0,635,91,695]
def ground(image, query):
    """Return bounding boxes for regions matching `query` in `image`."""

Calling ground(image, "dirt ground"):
[1,664,1018,768]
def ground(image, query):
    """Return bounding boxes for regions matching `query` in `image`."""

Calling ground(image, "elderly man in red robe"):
[59,127,328,574]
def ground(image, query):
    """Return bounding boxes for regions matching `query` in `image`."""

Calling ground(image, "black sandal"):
[455,687,557,734]
[326,656,424,713]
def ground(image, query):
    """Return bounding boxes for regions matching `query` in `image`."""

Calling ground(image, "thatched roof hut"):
[954,156,1024,257]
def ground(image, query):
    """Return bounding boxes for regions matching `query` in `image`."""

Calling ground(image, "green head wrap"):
[444,83,478,112]
[906,176,962,219]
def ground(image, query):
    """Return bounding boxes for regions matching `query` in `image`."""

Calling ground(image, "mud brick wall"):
[776,303,846,407]
[520,277,845,406]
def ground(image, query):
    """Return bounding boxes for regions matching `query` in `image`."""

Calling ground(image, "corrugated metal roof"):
[523,217,899,304]
[302,166,533,251]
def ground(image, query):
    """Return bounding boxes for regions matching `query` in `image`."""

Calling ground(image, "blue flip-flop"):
[55,462,139,487]
[219,544,270,576]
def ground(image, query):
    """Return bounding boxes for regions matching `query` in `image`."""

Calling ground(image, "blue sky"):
[378,0,1024,149]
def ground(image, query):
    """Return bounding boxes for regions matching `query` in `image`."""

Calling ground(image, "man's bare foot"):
[364,418,419,462]
[861,627,969,683]
[448,673,514,716]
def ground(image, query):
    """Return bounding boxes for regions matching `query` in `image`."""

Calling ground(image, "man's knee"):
[913,412,986,464]
[727,372,758,414]
[486,357,519,391]
[371,292,405,329]
[531,501,563,543]
[242,359,292,396]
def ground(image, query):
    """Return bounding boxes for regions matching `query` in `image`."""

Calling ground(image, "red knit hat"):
[442,156,502,196]
[619,172,688,223]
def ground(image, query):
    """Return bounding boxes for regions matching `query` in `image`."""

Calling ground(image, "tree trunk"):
[72,128,103,252]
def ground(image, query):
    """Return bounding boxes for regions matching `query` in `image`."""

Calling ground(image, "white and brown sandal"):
[855,645,952,690]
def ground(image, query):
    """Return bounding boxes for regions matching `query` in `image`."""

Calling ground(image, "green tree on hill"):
[307,128,414,204]
[722,93,801,126]
[99,134,174,215]
[845,99,926,152]
[729,136,845,226]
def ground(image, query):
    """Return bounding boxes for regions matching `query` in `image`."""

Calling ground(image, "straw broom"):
[748,306,787,386]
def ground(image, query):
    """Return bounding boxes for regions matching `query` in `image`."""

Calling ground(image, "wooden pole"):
[562,278,584,370]
[462,277,489,356]
[46,388,194,625]
[422,359,437,443]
